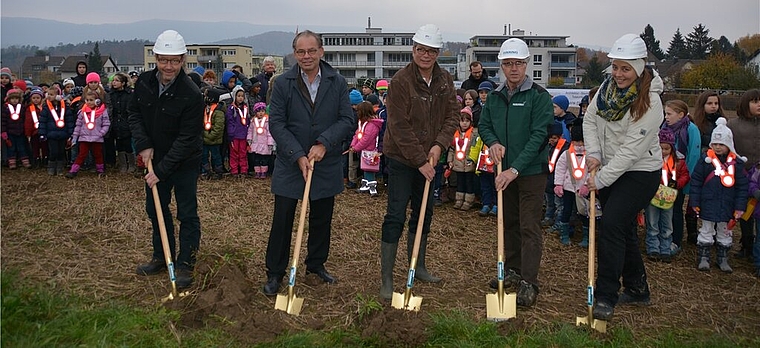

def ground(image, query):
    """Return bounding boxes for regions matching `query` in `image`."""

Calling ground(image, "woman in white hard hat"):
[583,34,664,321]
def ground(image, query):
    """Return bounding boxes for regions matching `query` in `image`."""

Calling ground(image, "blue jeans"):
[201,144,222,173]
[480,172,496,207]
[645,204,674,255]
[559,191,576,223]
[381,158,434,243]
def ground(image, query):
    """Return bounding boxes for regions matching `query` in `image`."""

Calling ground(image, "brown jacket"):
[727,116,760,166]
[383,61,460,168]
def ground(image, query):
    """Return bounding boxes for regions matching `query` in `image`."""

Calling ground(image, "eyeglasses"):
[415,46,440,57]
[157,57,183,65]
[294,48,319,57]
[501,61,526,68]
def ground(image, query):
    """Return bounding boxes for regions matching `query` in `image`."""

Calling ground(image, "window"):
[341,69,356,77]
[339,53,356,62]
[533,54,542,66]
[148,63,156,69]
[324,53,335,62]
[187,49,197,55]
[224,63,237,69]
[222,49,236,56]
[147,49,154,55]
[401,37,413,45]
[366,70,375,78]
[387,53,412,62]
[186,62,197,69]
[383,37,394,45]
[533,70,542,80]
[367,53,375,62]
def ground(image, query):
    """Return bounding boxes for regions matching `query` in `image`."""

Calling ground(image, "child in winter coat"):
[348,101,383,196]
[544,122,567,227]
[689,117,749,273]
[66,90,110,178]
[552,95,576,142]
[644,128,690,262]
[38,86,75,175]
[447,108,478,210]
[202,94,226,180]
[247,102,275,179]
[2,88,31,169]
[24,87,47,167]
[109,73,135,173]
[226,86,249,176]
[747,162,760,277]
[553,123,595,246]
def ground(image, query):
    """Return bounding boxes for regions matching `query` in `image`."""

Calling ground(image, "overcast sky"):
[2,0,758,49]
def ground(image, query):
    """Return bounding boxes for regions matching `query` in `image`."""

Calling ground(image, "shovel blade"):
[275,293,304,316]
[576,316,607,333]
[391,291,422,311]
[485,292,517,321]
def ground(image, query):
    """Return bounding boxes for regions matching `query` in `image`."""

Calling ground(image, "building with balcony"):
[321,22,416,87]
[466,30,578,87]
[251,55,285,76]
[143,44,253,77]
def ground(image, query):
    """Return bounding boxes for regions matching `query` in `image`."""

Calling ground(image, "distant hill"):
[215,31,296,55]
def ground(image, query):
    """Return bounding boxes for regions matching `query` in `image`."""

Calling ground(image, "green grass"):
[2,271,758,347]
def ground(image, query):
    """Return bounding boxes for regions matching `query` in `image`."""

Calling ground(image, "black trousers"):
[145,168,201,269]
[596,171,659,305]
[266,195,335,278]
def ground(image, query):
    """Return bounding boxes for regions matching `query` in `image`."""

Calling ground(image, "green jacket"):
[477,76,553,177]
[203,104,226,145]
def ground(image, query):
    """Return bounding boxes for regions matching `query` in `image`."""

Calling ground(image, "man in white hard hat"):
[129,29,204,290]
[262,30,355,296]
[378,24,460,300]
[478,38,554,308]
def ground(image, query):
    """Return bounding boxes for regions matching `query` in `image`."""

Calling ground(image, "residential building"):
[466,30,578,87]
[322,19,415,87]
[59,55,119,80]
[747,49,760,78]
[116,61,146,74]
[143,44,253,77]
[20,55,65,83]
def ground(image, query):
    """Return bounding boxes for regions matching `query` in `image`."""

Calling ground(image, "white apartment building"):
[466,30,578,87]
[143,44,254,77]
[321,21,415,86]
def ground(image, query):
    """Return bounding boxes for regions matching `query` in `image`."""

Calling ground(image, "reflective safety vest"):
[706,149,736,187]
[453,128,473,161]
[548,138,566,173]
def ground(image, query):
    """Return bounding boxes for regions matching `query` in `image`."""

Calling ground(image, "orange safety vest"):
[453,128,473,161]
[355,121,367,140]
[569,146,586,180]
[706,149,736,187]
[7,104,21,121]
[204,103,217,131]
[253,115,267,135]
[46,100,66,128]
[548,138,566,173]
[30,104,40,129]
[661,156,675,186]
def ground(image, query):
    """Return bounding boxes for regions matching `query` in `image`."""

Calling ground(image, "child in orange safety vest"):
[447,108,478,210]
[689,117,749,273]
[544,121,567,228]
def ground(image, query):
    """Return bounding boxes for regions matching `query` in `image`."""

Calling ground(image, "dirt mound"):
[361,305,429,347]
[164,255,288,345]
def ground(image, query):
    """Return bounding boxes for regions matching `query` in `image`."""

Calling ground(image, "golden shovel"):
[391,158,434,311]
[576,171,606,333]
[147,160,189,302]
[275,159,315,315]
[485,162,517,321]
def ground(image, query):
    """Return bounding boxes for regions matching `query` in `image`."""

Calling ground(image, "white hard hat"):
[497,38,530,60]
[153,30,187,55]
[608,34,647,60]
[412,24,443,49]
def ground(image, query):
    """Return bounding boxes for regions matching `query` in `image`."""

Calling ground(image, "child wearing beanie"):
[554,121,596,246]
[447,108,478,210]
[247,102,275,179]
[552,94,575,142]
[644,128,690,262]
[84,72,109,108]
[689,117,749,272]
[2,88,31,169]
[543,121,568,228]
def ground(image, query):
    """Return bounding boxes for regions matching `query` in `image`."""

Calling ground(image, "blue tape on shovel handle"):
[168,262,176,282]
[288,266,297,286]
[586,286,593,306]
[497,261,504,281]
[406,269,415,288]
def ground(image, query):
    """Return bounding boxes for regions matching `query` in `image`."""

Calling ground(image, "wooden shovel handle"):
[587,170,597,286]
[147,159,177,295]
[408,157,436,269]
[290,159,315,270]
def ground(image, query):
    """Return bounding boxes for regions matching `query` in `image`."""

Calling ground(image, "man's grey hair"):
[263,56,275,64]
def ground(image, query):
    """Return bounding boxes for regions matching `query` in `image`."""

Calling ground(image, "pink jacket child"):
[66,102,110,177]
[246,102,275,178]
[349,117,384,195]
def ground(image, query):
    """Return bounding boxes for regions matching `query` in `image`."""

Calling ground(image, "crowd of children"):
[3,66,760,277]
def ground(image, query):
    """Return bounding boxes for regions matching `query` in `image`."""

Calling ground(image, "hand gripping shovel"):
[391,158,435,311]
[275,159,315,315]
[576,170,606,333]
[485,162,517,321]
[147,160,188,303]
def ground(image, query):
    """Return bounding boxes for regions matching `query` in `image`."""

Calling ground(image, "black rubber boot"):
[380,242,398,300]
[619,273,651,306]
[408,234,441,283]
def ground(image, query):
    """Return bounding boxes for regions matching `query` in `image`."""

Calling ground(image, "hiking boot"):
[592,301,615,321]
[516,280,538,307]
[368,181,378,197]
[618,292,651,306]
[175,267,193,289]
[489,205,498,216]
[136,258,166,276]
[263,275,283,296]
[357,179,369,193]
[479,205,491,216]
[578,227,589,248]
[489,268,522,289]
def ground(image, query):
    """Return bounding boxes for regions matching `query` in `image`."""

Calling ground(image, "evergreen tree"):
[686,24,714,59]
[583,55,605,86]
[711,36,734,57]
[667,28,688,59]
[640,24,665,60]
[88,42,104,73]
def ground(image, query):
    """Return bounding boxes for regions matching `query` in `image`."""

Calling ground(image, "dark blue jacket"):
[689,153,749,222]
[38,100,75,140]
